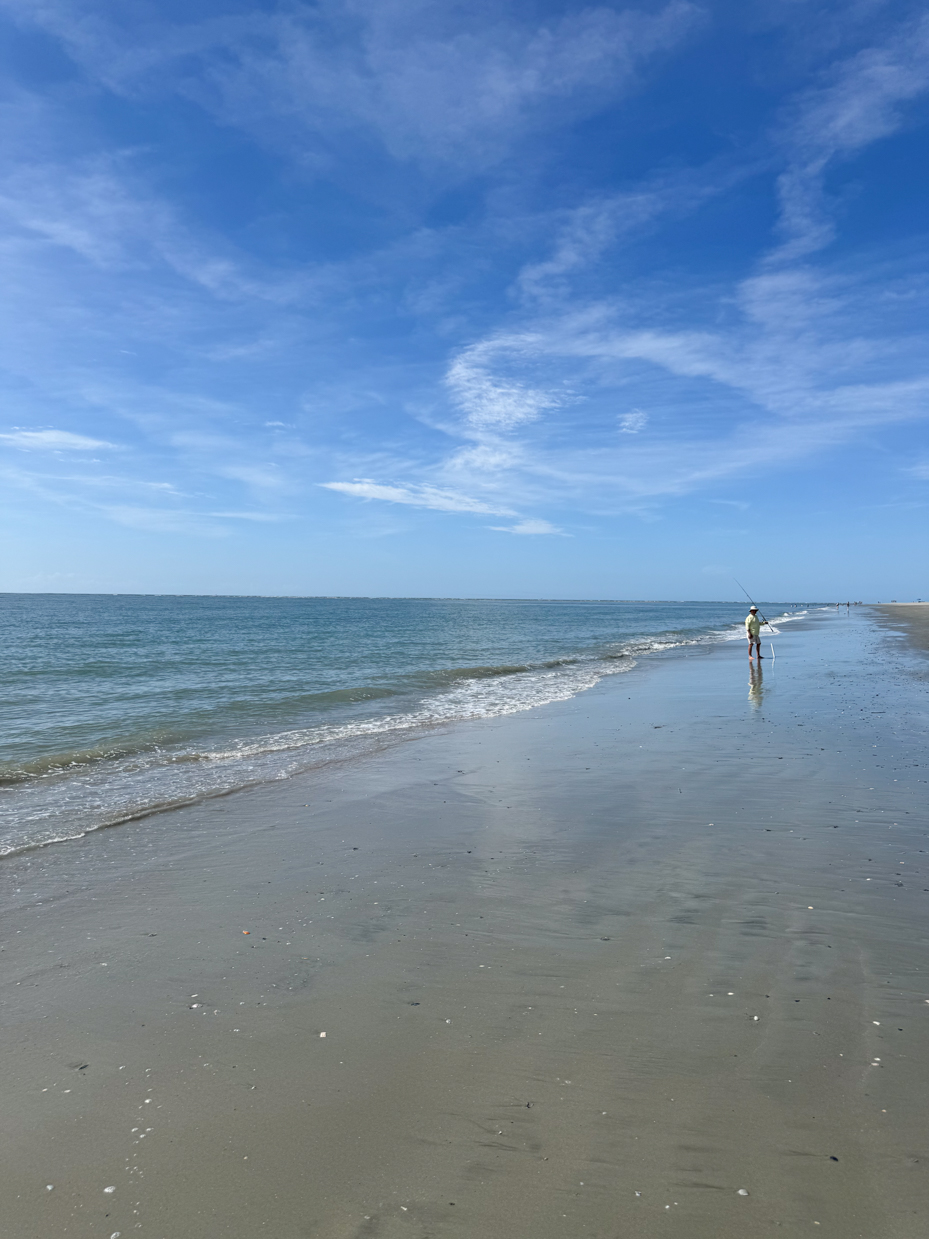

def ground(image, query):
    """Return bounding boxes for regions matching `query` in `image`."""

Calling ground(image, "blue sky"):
[1,0,927,599]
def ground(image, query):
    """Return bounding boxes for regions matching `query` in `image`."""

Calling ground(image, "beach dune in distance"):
[2,606,929,1238]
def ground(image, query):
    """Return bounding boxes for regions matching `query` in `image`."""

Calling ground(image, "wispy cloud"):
[619,409,648,434]
[214,464,292,492]
[0,463,221,534]
[6,1,701,175]
[0,1,926,591]
[98,505,230,535]
[770,12,929,263]
[445,336,562,432]
[0,428,117,450]
[321,480,513,515]
[207,510,291,521]
[390,12,929,514]
[489,518,565,535]
[514,165,741,306]
[0,154,252,294]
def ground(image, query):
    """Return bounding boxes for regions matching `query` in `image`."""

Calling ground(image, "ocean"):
[0,595,815,855]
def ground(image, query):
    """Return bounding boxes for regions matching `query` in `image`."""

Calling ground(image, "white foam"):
[0,656,642,853]
[0,608,819,856]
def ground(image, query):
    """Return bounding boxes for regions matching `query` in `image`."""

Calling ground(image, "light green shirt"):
[745,613,762,638]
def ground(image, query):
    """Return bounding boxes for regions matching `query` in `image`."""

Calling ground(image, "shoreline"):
[3,610,929,1237]
[0,605,817,860]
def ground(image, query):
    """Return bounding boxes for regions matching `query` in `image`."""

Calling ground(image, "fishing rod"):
[734,578,778,654]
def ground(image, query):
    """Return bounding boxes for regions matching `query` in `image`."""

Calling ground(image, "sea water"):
[0,595,812,854]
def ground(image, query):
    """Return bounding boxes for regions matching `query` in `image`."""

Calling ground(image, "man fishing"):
[745,606,764,660]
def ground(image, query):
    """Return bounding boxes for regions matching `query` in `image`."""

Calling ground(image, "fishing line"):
[733,578,779,652]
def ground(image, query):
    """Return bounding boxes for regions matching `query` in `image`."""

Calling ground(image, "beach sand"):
[873,603,929,652]
[2,609,928,1238]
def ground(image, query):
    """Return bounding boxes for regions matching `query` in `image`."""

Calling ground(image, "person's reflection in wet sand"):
[748,660,764,709]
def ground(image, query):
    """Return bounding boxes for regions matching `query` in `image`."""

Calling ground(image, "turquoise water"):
[0,595,813,854]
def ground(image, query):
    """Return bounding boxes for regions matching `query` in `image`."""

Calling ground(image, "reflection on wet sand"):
[748,661,764,709]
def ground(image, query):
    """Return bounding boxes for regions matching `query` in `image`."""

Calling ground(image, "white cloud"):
[1,0,926,548]
[619,409,648,434]
[214,464,291,491]
[489,518,565,535]
[419,242,929,511]
[49,474,185,495]
[446,442,523,473]
[770,12,929,262]
[517,192,663,302]
[0,460,292,531]
[208,511,290,521]
[11,1,701,173]
[513,162,744,305]
[99,505,229,535]
[0,143,301,309]
[445,336,561,431]
[321,479,513,515]
[0,428,117,450]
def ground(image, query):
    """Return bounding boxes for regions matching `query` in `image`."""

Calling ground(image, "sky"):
[0,0,927,599]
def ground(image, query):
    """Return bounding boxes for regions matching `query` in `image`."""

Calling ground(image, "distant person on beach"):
[745,607,763,659]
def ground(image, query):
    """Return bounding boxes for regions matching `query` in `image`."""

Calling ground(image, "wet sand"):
[2,610,929,1239]
[873,603,929,652]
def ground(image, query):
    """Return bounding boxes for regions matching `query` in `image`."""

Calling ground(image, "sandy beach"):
[3,608,928,1239]
[873,604,929,653]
